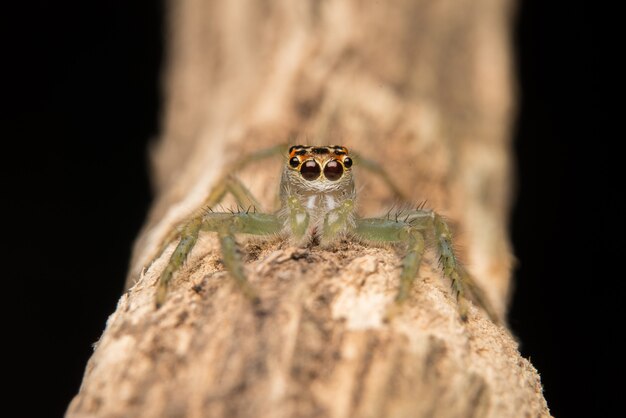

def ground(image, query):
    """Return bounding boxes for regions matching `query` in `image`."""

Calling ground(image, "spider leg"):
[201,174,262,212]
[230,143,288,172]
[354,211,498,323]
[145,171,270,276]
[354,218,426,318]
[431,213,500,323]
[155,217,202,307]
[155,212,282,308]
[403,209,496,321]
[202,143,290,211]
[351,152,408,202]
[430,213,471,320]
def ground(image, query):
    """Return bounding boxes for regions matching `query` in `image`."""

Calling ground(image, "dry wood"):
[68,1,550,417]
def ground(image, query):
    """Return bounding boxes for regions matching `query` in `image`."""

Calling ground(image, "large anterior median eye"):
[300,160,321,180]
[323,160,343,181]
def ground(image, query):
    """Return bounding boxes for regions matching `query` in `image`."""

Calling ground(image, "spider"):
[149,144,496,322]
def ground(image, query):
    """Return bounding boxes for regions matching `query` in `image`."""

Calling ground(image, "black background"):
[5,1,614,417]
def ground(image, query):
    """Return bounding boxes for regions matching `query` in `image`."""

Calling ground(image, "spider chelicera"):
[148,144,496,322]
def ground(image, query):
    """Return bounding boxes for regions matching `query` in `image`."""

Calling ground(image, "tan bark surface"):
[68,1,550,417]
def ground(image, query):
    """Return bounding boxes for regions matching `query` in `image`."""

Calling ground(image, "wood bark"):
[68,1,550,417]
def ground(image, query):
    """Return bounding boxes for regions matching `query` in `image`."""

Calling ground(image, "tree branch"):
[68,1,550,417]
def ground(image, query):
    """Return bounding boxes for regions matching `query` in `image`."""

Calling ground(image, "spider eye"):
[289,157,300,168]
[343,157,353,168]
[323,160,343,181]
[300,160,321,180]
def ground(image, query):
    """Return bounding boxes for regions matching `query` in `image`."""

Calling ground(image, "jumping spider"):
[149,144,496,322]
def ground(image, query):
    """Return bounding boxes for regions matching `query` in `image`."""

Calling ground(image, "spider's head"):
[284,145,354,194]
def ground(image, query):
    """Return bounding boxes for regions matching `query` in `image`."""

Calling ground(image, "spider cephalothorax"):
[280,145,356,244]
[150,144,497,323]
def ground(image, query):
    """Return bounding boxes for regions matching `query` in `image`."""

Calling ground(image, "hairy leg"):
[351,152,408,202]
[354,211,498,323]
[146,176,265,274]
[354,218,426,318]
[145,145,287,275]
[431,213,499,322]
[155,211,282,308]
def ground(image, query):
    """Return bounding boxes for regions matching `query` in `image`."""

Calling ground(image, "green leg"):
[396,230,425,303]
[354,219,426,317]
[212,212,283,303]
[432,213,499,322]
[230,143,288,172]
[431,214,470,320]
[351,152,408,202]
[225,175,263,211]
[218,227,259,304]
[146,176,265,273]
[155,212,282,308]
[355,212,497,322]
[144,145,288,276]
[427,213,498,322]
[155,218,202,307]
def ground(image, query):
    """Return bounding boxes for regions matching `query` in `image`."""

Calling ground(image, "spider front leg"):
[144,145,289,279]
[145,175,264,275]
[355,212,493,322]
[155,211,282,308]
[354,218,429,318]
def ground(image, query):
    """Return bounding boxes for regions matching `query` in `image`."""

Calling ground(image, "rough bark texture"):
[68,1,550,417]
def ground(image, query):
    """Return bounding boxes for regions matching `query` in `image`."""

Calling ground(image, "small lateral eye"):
[300,160,321,180]
[289,157,300,168]
[343,157,353,168]
[324,160,343,181]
